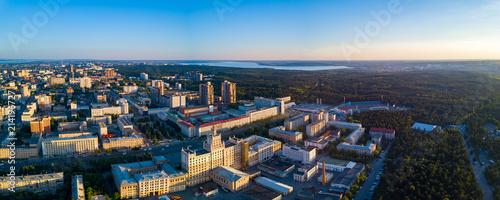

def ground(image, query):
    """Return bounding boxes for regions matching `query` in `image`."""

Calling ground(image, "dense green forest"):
[350,111,483,200]
[115,65,500,126]
[373,128,482,200]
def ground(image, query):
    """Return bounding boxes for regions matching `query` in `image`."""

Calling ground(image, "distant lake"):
[181,62,350,71]
[0,60,31,64]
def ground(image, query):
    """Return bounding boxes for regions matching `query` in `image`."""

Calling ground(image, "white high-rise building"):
[140,73,148,80]
[80,77,92,89]
[170,95,186,108]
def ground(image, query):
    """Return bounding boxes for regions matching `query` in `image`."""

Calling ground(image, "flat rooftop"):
[213,166,249,182]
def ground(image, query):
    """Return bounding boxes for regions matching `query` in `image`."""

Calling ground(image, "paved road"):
[456,125,494,200]
[354,142,392,200]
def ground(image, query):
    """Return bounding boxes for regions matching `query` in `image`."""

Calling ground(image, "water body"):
[182,61,350,71]
[0,60,31,64]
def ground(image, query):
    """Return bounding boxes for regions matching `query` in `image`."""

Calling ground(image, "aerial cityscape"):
[0,1,500,200]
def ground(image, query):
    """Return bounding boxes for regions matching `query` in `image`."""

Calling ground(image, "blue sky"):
[0,0,499,60]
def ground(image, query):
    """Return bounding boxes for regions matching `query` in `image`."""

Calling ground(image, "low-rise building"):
[102,135,144,150]
[369,127,395,140]
[337,142,376,155]
[411,122,438,132]
[304,137,329,150]
[346,128,365,145]
[269,126,303,143]
[0,172,64,195]
[258,159,295,178]
[327,121,362,131]
[331,163,365,192]
[317,157,356,172]
[211,166,250,192]
[293,164,318,183]
[254,177,293,195]
[241,185,282,200]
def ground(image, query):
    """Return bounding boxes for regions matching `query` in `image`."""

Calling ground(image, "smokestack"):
[322,161,326,186]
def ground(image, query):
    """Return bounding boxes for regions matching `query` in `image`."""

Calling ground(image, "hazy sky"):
[0,0,499,60]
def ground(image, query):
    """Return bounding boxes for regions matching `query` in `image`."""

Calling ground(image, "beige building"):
[306,119,327,137]
[0,172,64,195]
[0,146,38,159]
[102,135,143,150]
[212,166,250,192]
[221,80,236,104]
[182,127,224,186]
[42,136,98,156]
[50,77,66,85]
[284,114,310,131]
[269,126,303,143]
[199,82,214,105]
[182,129,281,187]
[80,77,92,89]
[112,159,186,199]
[224,137,243,169]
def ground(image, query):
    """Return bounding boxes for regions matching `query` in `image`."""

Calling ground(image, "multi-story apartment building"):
[282,143,316,164]
[21,84,30,98]
[199,82,214,105]
[169,95,186,108]
[221,80,236,104]
[123,85,138,93]
[105,69,116,77]
[80,77,92,89]
[0,172,64,195]
[306,119,327,137]
[140,73,148,80]
[72,175,85,200]
[41,136,98,156]
[30,116,50,133]
[284,114,310,131]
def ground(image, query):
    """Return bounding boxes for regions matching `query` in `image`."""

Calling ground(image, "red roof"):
[322,130,340,138]
[178,120,195,128]
[370,127,395,134]
[197,116,249,128]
